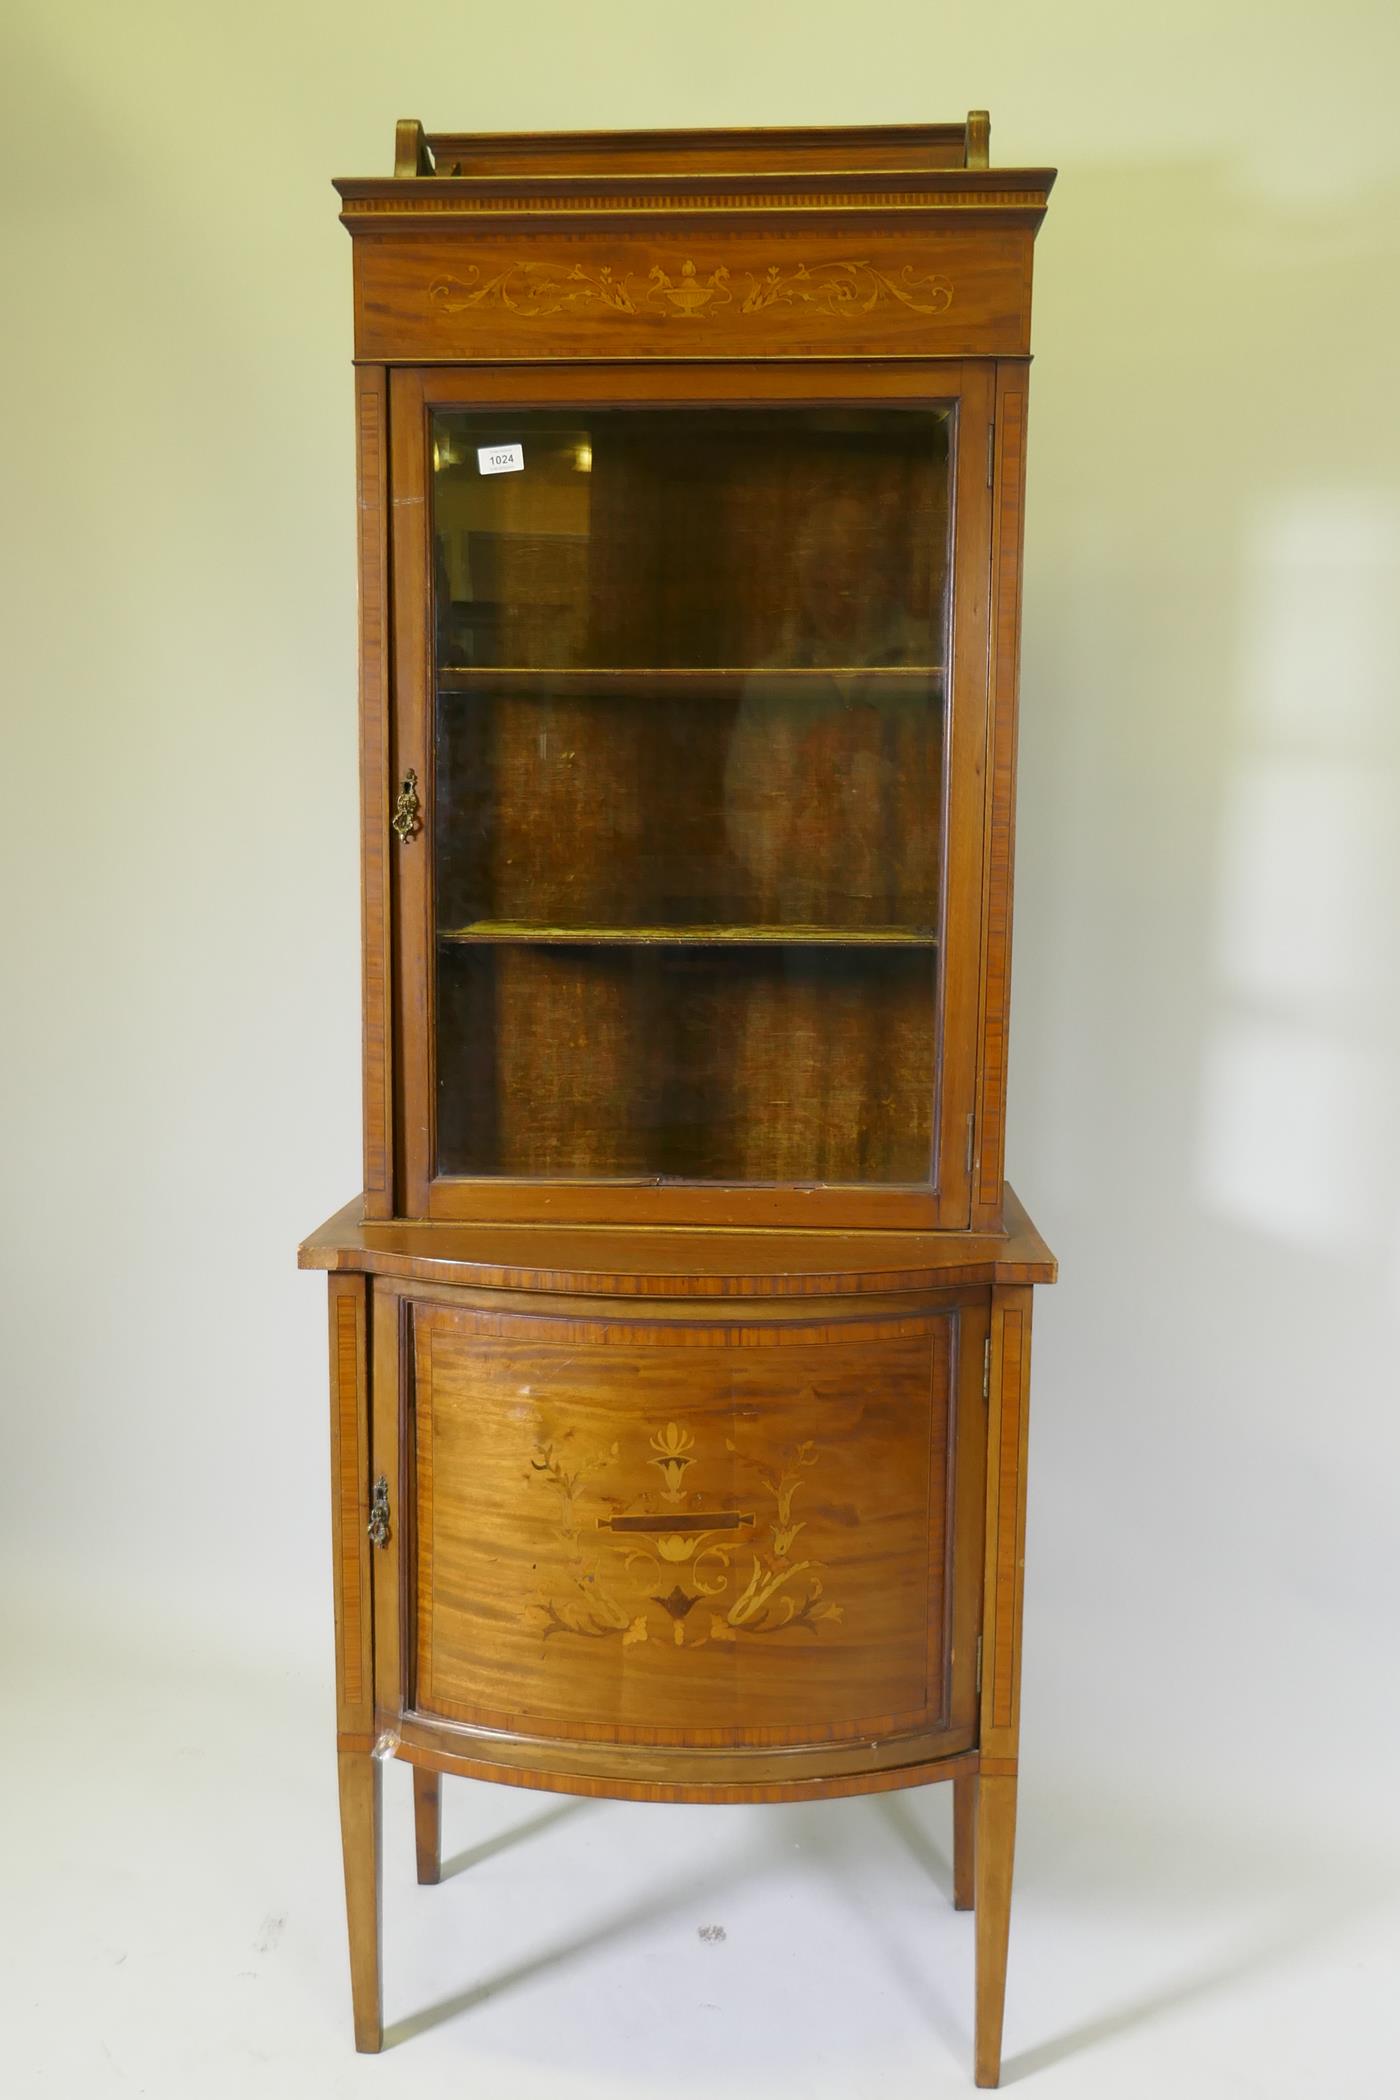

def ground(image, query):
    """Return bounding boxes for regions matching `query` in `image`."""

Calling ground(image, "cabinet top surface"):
[334,114,1056,225]
[299,1185,1056,1295]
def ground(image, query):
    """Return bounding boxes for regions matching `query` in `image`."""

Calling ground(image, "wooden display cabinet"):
[301,112,1056,2087]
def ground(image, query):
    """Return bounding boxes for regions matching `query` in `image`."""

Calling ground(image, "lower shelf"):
[438,921,937,946]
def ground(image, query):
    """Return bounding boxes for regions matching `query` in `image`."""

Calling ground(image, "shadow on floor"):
[438,1796,592,1882]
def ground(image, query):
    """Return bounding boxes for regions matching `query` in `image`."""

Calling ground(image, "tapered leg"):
[337,1749,383,2053]
[953,1773,977,1911]
[413,1767,442,1885]
[973,1774,1017,2087]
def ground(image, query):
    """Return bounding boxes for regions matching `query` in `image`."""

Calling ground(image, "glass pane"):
[430,403,953,1185]
[432,409,948,669]
[437,945,936,1183]
[435,672,942,935]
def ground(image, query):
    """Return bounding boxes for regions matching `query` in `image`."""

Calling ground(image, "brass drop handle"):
[367,1475,391,1548]
[391,770,420,844]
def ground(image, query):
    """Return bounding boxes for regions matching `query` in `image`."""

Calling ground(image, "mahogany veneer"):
[303,110,1056,2087]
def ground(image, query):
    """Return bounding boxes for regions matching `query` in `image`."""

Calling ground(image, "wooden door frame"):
[385,359,995,1227]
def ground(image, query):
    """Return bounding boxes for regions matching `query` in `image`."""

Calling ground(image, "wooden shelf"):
[438,921,938,948]
[436,664,946,697]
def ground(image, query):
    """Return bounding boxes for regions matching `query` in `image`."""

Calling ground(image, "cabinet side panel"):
[936,363,994,1222]
[979,1283,1033,1765]
[356,367,394,1216]
[369,1278,404,1724]
[328,1274,373,1731]
[948,1294,991,1736]
[973,371,1028,1224]
[387,372,434,1215]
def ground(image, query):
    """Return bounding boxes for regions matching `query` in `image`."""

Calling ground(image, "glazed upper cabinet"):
[341,120,1050,1232]
[388,363,993,1225]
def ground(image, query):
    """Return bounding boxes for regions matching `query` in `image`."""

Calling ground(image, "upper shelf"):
[438,922,938,948]
[436,665,947,697]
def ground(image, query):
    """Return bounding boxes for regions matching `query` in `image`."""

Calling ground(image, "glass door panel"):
[428,402,953,1187]
[432,409,946,668]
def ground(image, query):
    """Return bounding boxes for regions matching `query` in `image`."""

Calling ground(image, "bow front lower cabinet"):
[300,112,1057,2087]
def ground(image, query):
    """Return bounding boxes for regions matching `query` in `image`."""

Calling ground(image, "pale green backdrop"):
[2,8,1398,2090]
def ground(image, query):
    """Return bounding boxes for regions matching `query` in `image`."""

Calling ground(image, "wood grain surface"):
[973,370,1029,1226]
[336,1748,382,2052]
[980,1285,1034,1761]
[354,368,393,1216]
[327,1276,372,1732]
[299,1183,1057,1292]
[975,1772,1017,2085]
[414,120,986,178]
[411,1767,440,1885]
[410,1299,963,1744]
[350,225,1034,364]
[435,942,936,1183]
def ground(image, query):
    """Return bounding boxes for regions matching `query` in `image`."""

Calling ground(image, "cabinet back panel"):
[435,676,943,932]
[436,943,935,1183]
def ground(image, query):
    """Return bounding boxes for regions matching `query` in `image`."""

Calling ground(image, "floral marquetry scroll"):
[525,1422,846,1650]
[428,260,639,317]
[411,1303,956,1742]
[740,260,953,316]
[427,255,954,323]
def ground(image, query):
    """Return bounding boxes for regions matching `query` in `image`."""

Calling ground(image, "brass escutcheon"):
[391,770,420,844]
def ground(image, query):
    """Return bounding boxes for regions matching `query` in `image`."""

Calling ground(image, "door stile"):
[369,1277,406,1730]
[388,371,436,1216]
[355,367,395,1218]
[934,361,995,1225]
[970,361,1033,1230]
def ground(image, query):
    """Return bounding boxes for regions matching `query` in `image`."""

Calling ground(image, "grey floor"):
[9,1608,1397,2099]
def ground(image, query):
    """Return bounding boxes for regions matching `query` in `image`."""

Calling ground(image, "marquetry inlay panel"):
[352,227,1032,360]
[410,1300,959,1746]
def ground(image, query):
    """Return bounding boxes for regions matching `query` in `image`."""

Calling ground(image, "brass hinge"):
[976,1633,984,1695]
[982,1336,991,1402]
[367,1475,391,1548]
[391,769,420,844]
[986,421,995,488]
